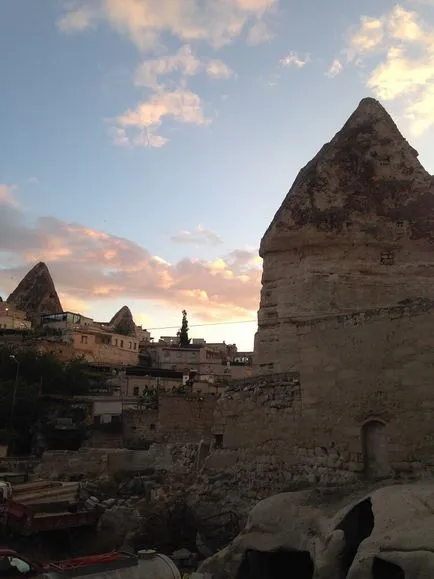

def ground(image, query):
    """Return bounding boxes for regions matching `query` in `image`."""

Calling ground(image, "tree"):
[177,309,191,347]
[0,345,91,451]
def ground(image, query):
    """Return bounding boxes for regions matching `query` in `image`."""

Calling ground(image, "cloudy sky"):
[1,0,434,350]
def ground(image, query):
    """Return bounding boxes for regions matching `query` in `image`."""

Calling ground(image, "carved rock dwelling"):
[202,99,434,505]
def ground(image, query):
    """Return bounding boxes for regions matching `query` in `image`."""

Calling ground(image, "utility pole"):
[9,355,20,456]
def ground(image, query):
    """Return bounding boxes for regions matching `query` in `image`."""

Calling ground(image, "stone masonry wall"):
[158,394,217,443]
[121,394,217,448]
[199,303,434,512]
[122,408,159,448]
[35,445,202,499]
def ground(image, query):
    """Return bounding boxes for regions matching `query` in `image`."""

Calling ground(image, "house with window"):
[40,311,139,366]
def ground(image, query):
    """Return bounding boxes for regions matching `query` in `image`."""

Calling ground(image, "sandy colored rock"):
[7,261,62,326]
[325,483,434,578]
[200,482,434,578]
[255,97,434,374]
[199,491,326,579]
[109,305,136,336]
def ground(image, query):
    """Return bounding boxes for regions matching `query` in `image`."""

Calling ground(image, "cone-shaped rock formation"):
[255,97,434,373]
[109,305,136,336]
[7,262,62,326]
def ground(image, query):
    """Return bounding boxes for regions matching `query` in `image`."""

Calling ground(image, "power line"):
[146,319,257,331]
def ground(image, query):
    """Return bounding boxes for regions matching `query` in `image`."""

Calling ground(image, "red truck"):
[0,549,181,578]
[0,481,99,537]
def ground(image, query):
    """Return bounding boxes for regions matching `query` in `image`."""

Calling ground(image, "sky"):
[1,0,434,350]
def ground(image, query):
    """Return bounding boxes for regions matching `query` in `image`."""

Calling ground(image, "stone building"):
[40,311,139,366]
[0,302,31,330]
[204,98,434,499]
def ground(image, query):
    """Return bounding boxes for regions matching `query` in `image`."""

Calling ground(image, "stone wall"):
[35,445,202,493]
[158,394,217,443]
[123,408,159,448]
[83,430,124,449]
[199,303,434,511]
[34,449,122,480]
[0,457,39,473]
[122,394,217,447]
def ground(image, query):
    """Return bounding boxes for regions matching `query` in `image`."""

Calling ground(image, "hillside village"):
[0,261,252,453]
[3,98,434,578]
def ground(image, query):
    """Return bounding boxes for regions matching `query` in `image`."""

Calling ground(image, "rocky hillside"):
[109,305,136,336]
[7,262,62,325]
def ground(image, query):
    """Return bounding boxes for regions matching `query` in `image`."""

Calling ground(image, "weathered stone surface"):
[199,482,434,579]
[255,97,434,374]
[109,305,136,336]
[7,262,62,326]
[319,483,434,578]
[199,491,325,579]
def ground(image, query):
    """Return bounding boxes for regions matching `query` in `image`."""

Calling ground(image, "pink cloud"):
[0,206,261,322]
[0,184,19,209]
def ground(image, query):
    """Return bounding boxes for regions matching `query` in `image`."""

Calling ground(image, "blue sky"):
[1,0,434,350]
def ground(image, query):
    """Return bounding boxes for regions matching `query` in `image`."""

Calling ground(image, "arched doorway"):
[361,420,389,478]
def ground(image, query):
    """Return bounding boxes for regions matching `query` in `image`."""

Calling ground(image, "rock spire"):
[7,262,62,325]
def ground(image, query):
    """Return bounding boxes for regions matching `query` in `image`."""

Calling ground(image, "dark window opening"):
[236,550,313,579]
[372,557,405,579]
[335,498,375,577]
[150,423,156,431]
[215,434,223,449]
[380,250,395,265]
[133,386,139,396]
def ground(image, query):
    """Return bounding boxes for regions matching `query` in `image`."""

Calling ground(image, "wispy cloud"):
[171,225,223,246]
[112,88,210,148]
[57,5,95,33]
[57,0,277,50]
[134,45,234,89]
[58,1,274,147]
[206,59,234,79]
[326,58,343,78]
[346,5,434,135]
[247,20,274,45]
[134,45,202,89]
[27,177,40,186]
[279,51,310,68]
[0,203,261,321]
[0,184,19,209]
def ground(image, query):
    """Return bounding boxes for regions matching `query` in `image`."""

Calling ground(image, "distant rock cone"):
[109,305,136,336]
[7,262,62,326]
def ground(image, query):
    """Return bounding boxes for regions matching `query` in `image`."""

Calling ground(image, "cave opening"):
[335,497,375,576]
[372,556,405,579]
[236,549,314,579]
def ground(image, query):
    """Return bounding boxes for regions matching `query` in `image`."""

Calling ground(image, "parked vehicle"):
[0,480,99,536]
[0,549,182,579]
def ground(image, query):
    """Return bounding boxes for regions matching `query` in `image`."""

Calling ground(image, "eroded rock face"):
[255,97,434,373]
[321,483,434,579]
[199,491,327,579]
[199,483,434,579]
[7,262,62,326]
[109,305,136,336]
